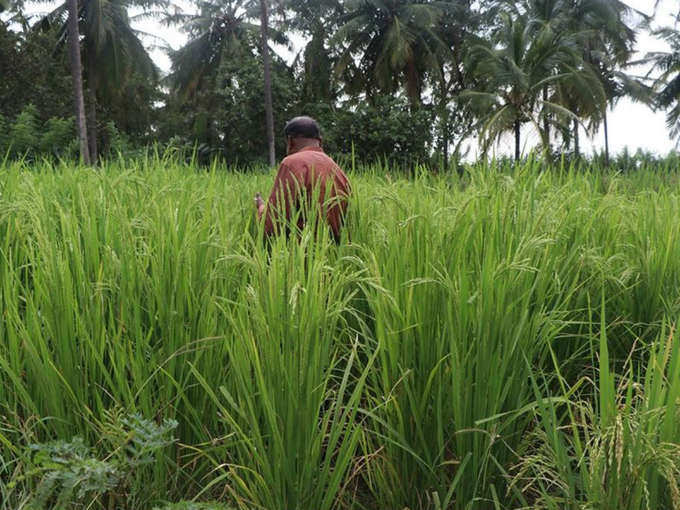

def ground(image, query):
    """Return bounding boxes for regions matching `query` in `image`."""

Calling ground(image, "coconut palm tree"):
[41,0,159,161]
[516,0,574,148]
[259,0,275,166]
[511,0,640,156]
[509,0,644,160]
[432,0,490,167]
[573,0,642,164]
[166,0,256,99]
[255,0,292,166]
[167,0,287,163]
[552,60,608,156]
[286,0,342,104]
[66,0,90,164]
[464,10,600,161]
[165,0,256,155]
[333,0,450,105]
[645,25,680,144]
[83,0,157,160]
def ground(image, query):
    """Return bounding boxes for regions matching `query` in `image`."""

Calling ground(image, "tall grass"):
[1,156,680,508]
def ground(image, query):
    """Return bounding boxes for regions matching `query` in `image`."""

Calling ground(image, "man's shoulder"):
[282,148,337,168]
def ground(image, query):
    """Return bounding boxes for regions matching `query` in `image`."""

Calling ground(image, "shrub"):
[40,117,76,158]
[11,412,178,510]
[304,96,435,168]
[8,104,40,157]
[102,120,130,156]
[0,113,7,156]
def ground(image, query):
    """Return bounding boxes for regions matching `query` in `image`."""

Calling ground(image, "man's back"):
[263,146,350,241]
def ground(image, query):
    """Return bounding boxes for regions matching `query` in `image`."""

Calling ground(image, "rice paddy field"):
[2,156,680,510]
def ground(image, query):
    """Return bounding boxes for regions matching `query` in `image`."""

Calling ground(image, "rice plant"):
[1,156,680,509]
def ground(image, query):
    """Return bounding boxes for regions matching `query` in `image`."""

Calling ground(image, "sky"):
[10,0,680,157]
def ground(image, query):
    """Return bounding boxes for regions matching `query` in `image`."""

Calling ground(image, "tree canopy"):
[1,0,677,165]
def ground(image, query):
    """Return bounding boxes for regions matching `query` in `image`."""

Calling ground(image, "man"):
[255,116,351,242]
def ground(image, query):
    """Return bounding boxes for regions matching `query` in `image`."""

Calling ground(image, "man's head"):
[284,116,322,154]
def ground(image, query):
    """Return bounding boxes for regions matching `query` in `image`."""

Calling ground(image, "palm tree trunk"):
[406,57,421,106]
[438,77,449,170]
[543,86,549,147]
[604,107,610,167]
[574,118,580,158]
[86,53,98,162]
[514,120,521,162]
[442,118,450,170]
[66,0,90,165]
[259,0,275,167]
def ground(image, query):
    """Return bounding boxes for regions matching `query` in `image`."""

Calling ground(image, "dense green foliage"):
[2,2,680,509]
[0,21,73,121]
[1,1,679,164]
[2,159,680,508]
[0,104,133,160]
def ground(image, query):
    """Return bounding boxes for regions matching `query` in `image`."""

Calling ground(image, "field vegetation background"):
[3,0,680,508]
[2,156,680,509]
[2,0,680,167]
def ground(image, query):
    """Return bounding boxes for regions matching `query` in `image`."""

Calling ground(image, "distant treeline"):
[1,1,679,166]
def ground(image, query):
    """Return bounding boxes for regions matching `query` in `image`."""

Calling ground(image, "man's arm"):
[255,192,265,219]
[256,163,300,236]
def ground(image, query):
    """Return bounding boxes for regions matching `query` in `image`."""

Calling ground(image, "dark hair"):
[284,116,321,140]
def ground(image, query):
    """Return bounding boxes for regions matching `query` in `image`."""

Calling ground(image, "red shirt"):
[263,146,351,241]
